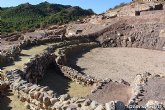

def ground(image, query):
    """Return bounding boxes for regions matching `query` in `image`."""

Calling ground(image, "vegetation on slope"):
[0,2,94,33]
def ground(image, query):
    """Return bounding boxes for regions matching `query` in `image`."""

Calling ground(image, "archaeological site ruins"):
[0,0,165,110]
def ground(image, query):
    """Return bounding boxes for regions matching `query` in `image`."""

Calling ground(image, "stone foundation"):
[0,45,21,66]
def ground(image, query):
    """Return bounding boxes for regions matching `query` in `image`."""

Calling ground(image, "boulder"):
[24,102,30,109]
[50,98,58,105]
[59,94,70,101]
[83,99,92,106]
[105,101,115,110]
[95,104,105,110]
[90,101,99,109]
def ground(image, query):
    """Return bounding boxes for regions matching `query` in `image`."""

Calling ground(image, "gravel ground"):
[69,48,165,83]
[139,77,165,106]
[87,82,132,104]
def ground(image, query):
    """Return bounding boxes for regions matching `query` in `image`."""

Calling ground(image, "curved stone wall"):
[22,53,56,83]
[0,45,21,66]
[1,15,165,109]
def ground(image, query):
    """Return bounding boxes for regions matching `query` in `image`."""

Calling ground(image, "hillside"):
[0,2,94,33]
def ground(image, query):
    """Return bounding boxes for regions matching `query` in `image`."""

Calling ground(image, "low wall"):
[5,70,165,110]
[2,32,165,109]
[21,50,98,86]
[54,42,99,65]
[60,66,97,85]
[0,45,21,66]
[140,10,165,15]
[97,22,165,50]
[0,74,9,102]
[6,70,122,110]
[22,53,56,83]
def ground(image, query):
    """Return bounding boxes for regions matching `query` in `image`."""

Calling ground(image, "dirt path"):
[69,48,165,83]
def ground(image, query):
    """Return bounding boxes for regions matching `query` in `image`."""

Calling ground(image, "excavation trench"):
[1,43,92,109]
[2,40,165,108]
[38,64,92,97]
[1,44,52,110]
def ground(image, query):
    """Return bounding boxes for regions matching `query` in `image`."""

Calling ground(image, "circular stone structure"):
[69,47,165,83]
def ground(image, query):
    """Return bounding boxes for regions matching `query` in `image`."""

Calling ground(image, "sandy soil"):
[139,77,165,105]
[87,82,132,104]
[69,48,165,83]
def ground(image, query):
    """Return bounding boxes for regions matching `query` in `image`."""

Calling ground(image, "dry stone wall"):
[60,66,97,86]
[1,36,165,110]
[3,52,120,110]
[5,69,165,110]
[1,13,165,109]
[22,53,56,84]
[134,0,165,2]
[0,45,21,66]
[53,42,99,65]
[106,2,164,17]
[97,21,165,50]
[0,73,9,103]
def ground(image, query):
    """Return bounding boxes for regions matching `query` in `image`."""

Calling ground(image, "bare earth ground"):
[39,69,91,97]
[87,82,132,104]
[2,44,53,72]
[69,48,165,83]
[0,90,27,110]
[139,77,165,106]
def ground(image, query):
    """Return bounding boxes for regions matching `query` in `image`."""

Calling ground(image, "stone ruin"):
[133,0,165,2]
[0,1,165,110]
[0,35,165,109]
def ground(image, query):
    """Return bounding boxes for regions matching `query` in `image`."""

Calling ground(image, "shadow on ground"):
[67,48,92,74]
[0,90,13,110]
[38,68,71,96]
